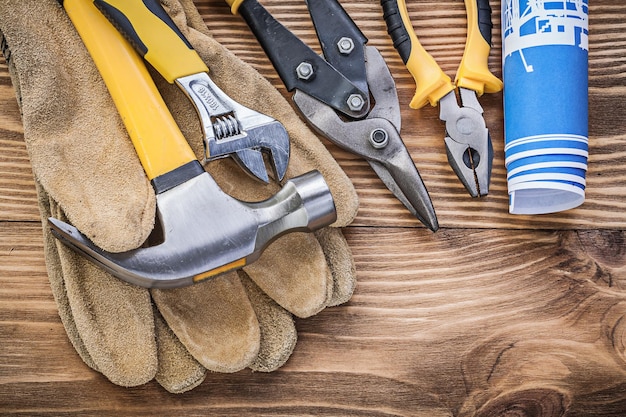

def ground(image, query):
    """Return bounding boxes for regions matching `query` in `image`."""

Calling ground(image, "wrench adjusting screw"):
[369,128,389,149]
[337,37,355,55]
[347,94,365,112]
[296,62,314,80]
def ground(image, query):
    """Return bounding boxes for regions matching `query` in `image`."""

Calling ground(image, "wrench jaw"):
[48,170,334,289]
[208,119,291,183]
[176,73,291,183]
[230,119,291,183]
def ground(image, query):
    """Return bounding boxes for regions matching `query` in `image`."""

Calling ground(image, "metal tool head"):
[439,88,493,197]
[306,0,369,99]
[49,167,335,289]
[293,46,438,231]
[215,117,290,184]
[177,73,290,183]
[235,0,372,119]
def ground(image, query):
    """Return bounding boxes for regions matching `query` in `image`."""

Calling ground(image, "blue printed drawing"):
[503,0,589,72]
[502,1,589,214]
[502,0,589,143]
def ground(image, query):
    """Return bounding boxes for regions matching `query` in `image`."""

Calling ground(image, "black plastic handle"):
[93,0,194,57]
[380,0,412,64]
[476,0,493,45]
[237,0,369,118]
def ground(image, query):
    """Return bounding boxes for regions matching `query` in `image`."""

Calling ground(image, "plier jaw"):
[439,88,492,197]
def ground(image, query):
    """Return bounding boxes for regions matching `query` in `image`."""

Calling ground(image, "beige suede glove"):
[0,0,358,393]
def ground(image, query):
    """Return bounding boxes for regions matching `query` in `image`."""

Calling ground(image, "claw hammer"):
[51,0,337,288]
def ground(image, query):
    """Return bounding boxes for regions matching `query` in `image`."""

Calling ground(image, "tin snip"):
[382,0,503,197]
[225,0,439,231]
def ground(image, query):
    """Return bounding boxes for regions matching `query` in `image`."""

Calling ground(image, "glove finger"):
[47,196,158,387]
[242,227,356,318]
[154,271,300,376]
[36,181,98,372]
[41,181,207,393]
[240,228,355,370]
[151,273,261,373]
[239,273,298,372]
[243,231,334,318]
[315,228,357,307]
[155,270,300,375]
[153,309,207,394]
[0,0,155,252]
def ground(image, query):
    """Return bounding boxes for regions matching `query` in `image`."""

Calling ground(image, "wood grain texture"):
[2,0,626,416]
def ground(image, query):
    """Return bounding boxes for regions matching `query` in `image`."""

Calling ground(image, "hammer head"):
[49,166,336,288]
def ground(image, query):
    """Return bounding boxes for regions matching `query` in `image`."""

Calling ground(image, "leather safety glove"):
[0,0,358,393]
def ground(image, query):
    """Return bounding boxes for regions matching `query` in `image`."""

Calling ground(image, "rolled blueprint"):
[502,0,589,214]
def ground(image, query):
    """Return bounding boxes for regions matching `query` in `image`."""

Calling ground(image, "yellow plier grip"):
[224,0,245,14]
[381,0,502,108]
[63,0,197,180]
[456,0,503,95]
[381,0,454,109]
[92,0,210,83]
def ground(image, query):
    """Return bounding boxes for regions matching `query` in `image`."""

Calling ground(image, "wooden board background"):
[2,0,626,415]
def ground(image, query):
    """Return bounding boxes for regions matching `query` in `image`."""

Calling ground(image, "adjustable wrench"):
[93,0,290,183]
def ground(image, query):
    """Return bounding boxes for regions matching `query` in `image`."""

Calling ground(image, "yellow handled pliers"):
[382,0,503,197]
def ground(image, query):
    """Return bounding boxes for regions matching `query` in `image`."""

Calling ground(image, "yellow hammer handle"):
[63,0,196,180]
[381,0,455,108]
[93,0,209,83]
[455,0,503,94]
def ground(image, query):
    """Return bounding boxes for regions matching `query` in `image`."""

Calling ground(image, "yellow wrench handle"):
[63,0,196,180]
[455,0,503,95]
[93,0,209,83]
[381,0,455,109]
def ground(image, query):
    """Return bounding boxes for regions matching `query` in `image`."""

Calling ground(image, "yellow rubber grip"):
[394,0,455,109]
[455,0,503,95]
[64,0,197,180]
[95,0,209,83]
[224,0,245,14]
